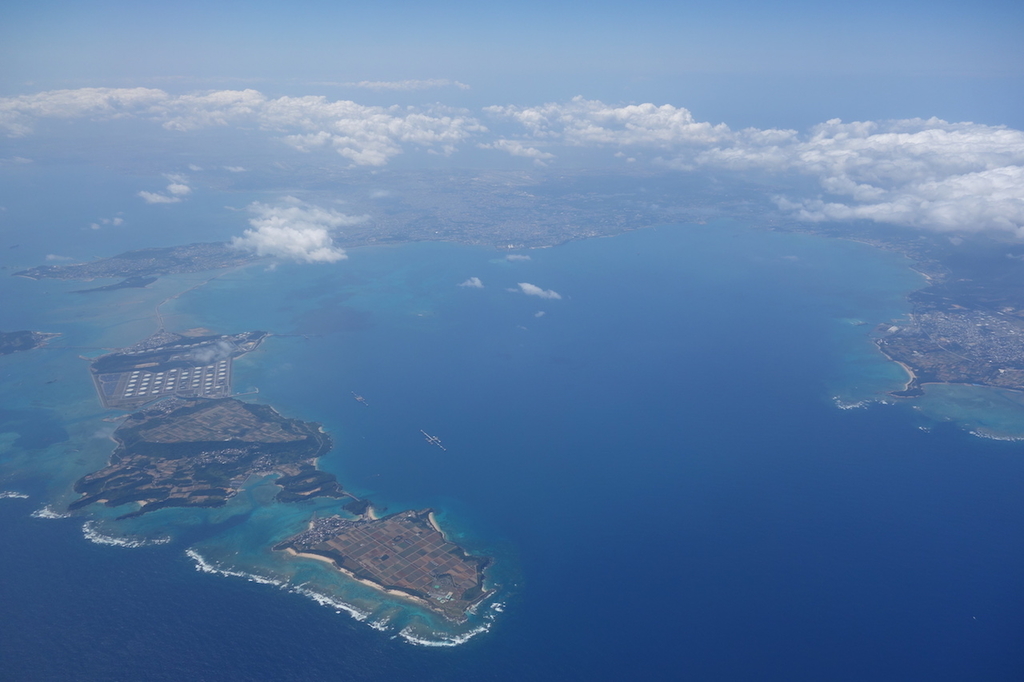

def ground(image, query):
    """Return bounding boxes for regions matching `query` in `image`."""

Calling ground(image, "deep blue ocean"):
[2,170,1024,680]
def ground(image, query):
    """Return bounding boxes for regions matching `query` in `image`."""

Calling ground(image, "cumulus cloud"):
[687,118,1024,235]
[492,98,1024,236]
[139,175,192,204]
[506,254,531,261]
[486,96,730,148]
[231,199,367,263]
[517,282,561,299]
[8,87,1024,235]
[268,97,486,166]
[188,340,235,364]
[0,87,168,136]
[138,190,180,204]
[46,254,73,261]
[458,276,484,288]
[479,139,555,165]
[1,87,486,167]
[89,216,124,229]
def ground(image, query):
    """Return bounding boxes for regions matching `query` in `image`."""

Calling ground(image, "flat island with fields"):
[277,509,491,622]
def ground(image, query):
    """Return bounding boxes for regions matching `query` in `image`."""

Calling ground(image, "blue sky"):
[3,0,1022,128]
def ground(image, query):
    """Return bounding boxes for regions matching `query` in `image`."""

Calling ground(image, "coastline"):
[281,546,435,610]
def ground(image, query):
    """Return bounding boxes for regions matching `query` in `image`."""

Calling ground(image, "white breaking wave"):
[398,623,492,647]
[290,584,370,621]
[184,549,504,644]
[833,396,870,410]
[31,505,70,519]
[82,521,171,548]
[185,549,370,621]
[0,491,30,499]
[368,618,391,632]
[968,429,1024,442]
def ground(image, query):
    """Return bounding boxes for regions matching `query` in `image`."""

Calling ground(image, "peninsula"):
[14,242,256,282]
[89,329,266,409]
[71,397,341,518]
[276,509,490,622]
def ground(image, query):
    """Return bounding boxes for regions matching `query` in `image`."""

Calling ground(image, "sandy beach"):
[282,547,433,609]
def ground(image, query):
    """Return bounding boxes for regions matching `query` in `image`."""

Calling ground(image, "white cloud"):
[1,87,486,167]
[8,87,1024,235]
[231,199,367,263]
[534,311,546,317]
[0,87,168,136]
[224,166,247,172]
[139,175,192,203]
[492,98,1024,236]
[46,254,73,261]
[458,276,484,288]
[479,139,554,165]
[166,183,192,196]
[90,216,124,229]
[517,282,561,299]
[506,254,531,261]
[137,190,180,204]
[687,118,1024,235]
[486,96,730,148]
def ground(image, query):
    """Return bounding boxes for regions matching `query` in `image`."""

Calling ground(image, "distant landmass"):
[0,330,60,355]
[14,242,256,281]
[71,397,341,519]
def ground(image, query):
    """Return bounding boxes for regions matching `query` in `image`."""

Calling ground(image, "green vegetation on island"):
[71,397,341,519]
[0,330,60,356]
[14,242,256,281]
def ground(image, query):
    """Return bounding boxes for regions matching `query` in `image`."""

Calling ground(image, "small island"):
[0,330,60,356]
[71,397,342,519]
[276,509,491,622]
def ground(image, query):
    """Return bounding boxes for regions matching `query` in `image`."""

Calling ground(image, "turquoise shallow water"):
[3,216,1024,677]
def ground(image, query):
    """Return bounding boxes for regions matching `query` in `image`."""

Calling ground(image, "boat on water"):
[420,429,447,451]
